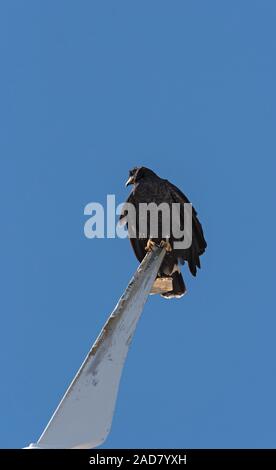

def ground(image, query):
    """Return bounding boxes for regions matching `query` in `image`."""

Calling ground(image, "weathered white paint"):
[25,246,165,449]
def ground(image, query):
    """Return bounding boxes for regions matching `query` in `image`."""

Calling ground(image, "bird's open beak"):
[125,176,134,187]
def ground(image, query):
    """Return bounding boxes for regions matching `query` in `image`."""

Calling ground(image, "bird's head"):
[125,167,157,186]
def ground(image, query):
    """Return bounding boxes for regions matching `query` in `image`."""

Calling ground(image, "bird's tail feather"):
[161,272,186,299]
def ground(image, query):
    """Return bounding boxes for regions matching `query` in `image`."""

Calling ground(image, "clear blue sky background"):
[1,1,276,449]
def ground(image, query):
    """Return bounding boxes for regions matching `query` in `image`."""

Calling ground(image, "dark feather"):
[121,167,207,299]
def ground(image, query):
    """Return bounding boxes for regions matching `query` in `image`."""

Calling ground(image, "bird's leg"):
[145,239,157,252]
[160,238,172,252]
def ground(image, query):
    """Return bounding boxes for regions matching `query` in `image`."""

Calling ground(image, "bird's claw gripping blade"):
[159,239,172,252]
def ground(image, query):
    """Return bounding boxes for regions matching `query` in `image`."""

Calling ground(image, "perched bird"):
[120,166,207,298]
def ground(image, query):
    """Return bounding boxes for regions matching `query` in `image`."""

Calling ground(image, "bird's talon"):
[145,239,157,252]
[160,240,172,252]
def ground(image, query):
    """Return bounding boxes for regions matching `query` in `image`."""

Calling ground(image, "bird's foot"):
[160,239,172,252]
[145,239,157,252]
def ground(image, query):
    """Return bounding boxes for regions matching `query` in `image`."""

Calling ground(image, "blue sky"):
[1,1,276,449]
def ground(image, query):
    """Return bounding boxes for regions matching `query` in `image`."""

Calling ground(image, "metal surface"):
[25,246,165,449]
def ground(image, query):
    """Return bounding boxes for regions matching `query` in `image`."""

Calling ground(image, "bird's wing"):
[119,191,135,225]
[119,191,146,263]
[163,180,191,205]
[129,237,147,263]
[165,180,207,251]
[163,179,207,275]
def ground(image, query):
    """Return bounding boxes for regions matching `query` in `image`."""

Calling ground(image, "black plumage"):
[120,167,207,298]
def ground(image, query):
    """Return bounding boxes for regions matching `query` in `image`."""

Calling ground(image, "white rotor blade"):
[25,246,165,449]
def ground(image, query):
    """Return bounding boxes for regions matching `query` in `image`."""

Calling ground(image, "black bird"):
[120,167,207,298]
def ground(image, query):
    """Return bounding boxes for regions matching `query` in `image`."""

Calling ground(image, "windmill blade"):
[25,246,165,449]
